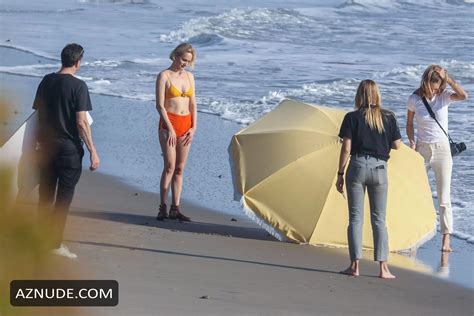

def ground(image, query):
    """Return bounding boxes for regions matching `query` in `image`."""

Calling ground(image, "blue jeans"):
[345,155,389,262]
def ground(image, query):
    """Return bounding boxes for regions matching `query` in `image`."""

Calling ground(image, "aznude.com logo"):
[10,280,118,306]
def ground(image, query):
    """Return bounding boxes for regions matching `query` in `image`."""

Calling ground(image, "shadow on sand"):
[67,239,341,275]
[70,209,276,242]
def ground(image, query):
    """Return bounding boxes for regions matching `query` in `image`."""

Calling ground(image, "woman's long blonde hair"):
[416,64,446,98]
[169,43,196,68]
[355,80,385,133]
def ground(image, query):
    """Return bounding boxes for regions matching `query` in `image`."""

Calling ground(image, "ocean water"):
[1,0,473,244]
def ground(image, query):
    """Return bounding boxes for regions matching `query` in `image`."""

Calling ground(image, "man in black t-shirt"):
[33,43,100,259]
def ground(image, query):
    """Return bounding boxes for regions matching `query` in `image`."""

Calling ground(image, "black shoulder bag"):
[421,96,466,157]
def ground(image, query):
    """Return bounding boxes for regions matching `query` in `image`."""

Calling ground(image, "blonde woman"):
[336,80,401,279]
[155,43,197,222]
[406,65,468,252]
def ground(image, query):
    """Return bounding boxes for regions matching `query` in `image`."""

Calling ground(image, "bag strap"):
[420,96,455,144]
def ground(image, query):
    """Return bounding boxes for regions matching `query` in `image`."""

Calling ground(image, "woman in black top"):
[336,80,401,279]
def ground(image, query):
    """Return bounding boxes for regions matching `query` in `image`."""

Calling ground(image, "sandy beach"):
[2,170,471,316]
[1,67,473,315]
[1,28,473,314]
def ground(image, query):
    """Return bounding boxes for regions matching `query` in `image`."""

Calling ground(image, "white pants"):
[416,141,453,234]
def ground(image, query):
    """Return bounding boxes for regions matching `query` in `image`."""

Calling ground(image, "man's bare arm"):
[76,111,100,171]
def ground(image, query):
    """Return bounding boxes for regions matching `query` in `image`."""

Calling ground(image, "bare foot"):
[380,271,396,279]
[442,234,452,252]
[379,262,396,279]
[340,261,359,276]
[340,267,359,276]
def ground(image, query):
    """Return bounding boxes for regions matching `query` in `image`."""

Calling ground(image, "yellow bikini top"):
[165,72,193,99]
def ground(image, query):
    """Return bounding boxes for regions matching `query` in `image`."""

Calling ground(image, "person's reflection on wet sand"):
[437,251,450,278]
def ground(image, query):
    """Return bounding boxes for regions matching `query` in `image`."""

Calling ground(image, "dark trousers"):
[38,139,83,248]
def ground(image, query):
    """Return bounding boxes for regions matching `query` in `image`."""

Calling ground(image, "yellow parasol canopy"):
[229,99,436,252]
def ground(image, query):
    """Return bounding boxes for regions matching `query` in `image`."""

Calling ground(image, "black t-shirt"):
[338,108,401,161]
[33,73,92,144]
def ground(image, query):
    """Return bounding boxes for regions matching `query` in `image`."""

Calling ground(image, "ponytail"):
[355,80,385,133]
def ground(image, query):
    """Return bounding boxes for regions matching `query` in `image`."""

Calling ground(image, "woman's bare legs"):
[159,129,176,206]
[171,136,192,206]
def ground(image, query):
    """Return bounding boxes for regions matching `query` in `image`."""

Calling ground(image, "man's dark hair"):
[61,43,84,67]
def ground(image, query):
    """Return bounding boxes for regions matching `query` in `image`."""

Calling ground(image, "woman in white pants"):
[406,65,468,252]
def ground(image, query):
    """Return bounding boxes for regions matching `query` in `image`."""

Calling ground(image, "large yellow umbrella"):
[229,99,436,252]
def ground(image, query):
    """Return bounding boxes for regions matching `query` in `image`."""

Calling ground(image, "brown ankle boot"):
[156,203,168,221]
[168,205,191,222]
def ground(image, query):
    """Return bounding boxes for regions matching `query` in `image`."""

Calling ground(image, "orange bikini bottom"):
[160,112,192,137]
